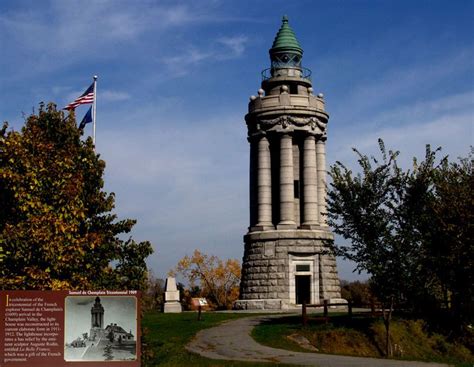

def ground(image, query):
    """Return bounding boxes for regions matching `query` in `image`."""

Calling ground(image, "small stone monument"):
[163,277,182,313]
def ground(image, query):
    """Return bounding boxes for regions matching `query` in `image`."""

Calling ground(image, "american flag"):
[64,82,94,110]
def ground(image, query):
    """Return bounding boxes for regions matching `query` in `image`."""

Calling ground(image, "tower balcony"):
[261,66,312,81]
[248,93,326,115]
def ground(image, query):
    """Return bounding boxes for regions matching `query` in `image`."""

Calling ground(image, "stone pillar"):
[256,135,273,229]
[278,133,296,228]
[164,277,182,313]
[302,135,318,228]
[249,139,257,228]
[316,139,327,226]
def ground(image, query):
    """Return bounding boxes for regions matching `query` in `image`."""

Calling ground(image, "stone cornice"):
[244,229,334,242]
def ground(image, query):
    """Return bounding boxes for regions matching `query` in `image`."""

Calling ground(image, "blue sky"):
[1,0,473,282]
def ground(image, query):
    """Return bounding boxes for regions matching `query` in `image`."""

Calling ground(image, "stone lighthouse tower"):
[90,296,105,339]
[235,16,341,310]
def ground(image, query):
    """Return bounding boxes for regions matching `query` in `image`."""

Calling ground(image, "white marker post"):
[92,75,98,146]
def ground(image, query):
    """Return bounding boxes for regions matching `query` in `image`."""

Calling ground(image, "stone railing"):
[249,94,325,113]
[261,67,312,81]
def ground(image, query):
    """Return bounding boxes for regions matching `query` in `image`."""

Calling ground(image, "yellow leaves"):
[0,244,5,263]
[51,279,71,290]
[171,249,242,309]
[178,255,191,269]
[1,106,153,291]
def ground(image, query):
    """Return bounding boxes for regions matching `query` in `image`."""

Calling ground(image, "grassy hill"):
[252,314,474,367]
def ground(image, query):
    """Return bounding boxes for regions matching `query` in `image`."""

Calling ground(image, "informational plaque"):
[0,291,140,367]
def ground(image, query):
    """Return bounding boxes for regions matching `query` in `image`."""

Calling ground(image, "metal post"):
[323,299,328,317]
[198,305,202,321]
[302,301,307,327]
[92,75,98,147]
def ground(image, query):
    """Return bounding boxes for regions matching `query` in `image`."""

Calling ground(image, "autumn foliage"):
[0,103,153,290]
[170,250,241,310]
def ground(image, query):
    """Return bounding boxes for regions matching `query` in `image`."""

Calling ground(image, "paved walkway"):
[186,315,450,367]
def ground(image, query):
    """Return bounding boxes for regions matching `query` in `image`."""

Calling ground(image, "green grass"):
[249,315,310,353]
[252,314,474,367]
[141,311,289,366]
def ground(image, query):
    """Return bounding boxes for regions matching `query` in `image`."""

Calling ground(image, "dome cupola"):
[269,15,303,70]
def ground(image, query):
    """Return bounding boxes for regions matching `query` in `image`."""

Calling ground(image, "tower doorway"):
[295,275,311,304]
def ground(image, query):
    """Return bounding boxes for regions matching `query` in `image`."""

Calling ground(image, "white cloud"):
[0,2,218,78]
[93,105,248,274]
[161,35,249,77]
[218,35,248,57]
[330,49,473,120]
[328,92,473,189]
[162,48,214,76]
[100,90,131,102]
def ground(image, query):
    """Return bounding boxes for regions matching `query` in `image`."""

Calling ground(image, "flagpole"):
[92,75,98,146]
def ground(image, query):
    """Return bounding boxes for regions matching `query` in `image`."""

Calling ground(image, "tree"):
[419,149,473,325]
[141,272,165,311]
[327,140,434,356]
[340,280,375,307]
[103,343,113,360]
[0,103,153,290]
[327,139,473,354]
[170,250,241,310]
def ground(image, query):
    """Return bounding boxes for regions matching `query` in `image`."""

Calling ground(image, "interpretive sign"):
[0,290,140,367]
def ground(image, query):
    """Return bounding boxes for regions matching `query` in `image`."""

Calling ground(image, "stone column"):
[256,135,273,228]
[316,139,327,226]
[249,138,257,228]
[278,133,296,228]
[302,135,318,228]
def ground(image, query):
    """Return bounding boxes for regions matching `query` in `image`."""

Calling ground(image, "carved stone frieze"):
[253,115,327,133]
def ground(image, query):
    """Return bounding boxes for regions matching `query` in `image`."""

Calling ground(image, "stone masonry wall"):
[236,230,340,309]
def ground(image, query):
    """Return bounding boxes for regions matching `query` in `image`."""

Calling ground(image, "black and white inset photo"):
[64,296,137,361]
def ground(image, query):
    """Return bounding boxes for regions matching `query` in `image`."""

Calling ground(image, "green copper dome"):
[270,15,303,57]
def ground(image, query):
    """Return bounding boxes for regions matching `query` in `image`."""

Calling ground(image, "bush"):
[340,280,375,306]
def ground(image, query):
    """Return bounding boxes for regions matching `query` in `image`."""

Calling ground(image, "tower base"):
[236,229,341,310]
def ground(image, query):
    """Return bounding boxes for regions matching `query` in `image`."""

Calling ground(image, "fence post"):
[323,299,328,317]
[198,305,202,321]
[302,301,307,327]
[348,300,353,318]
